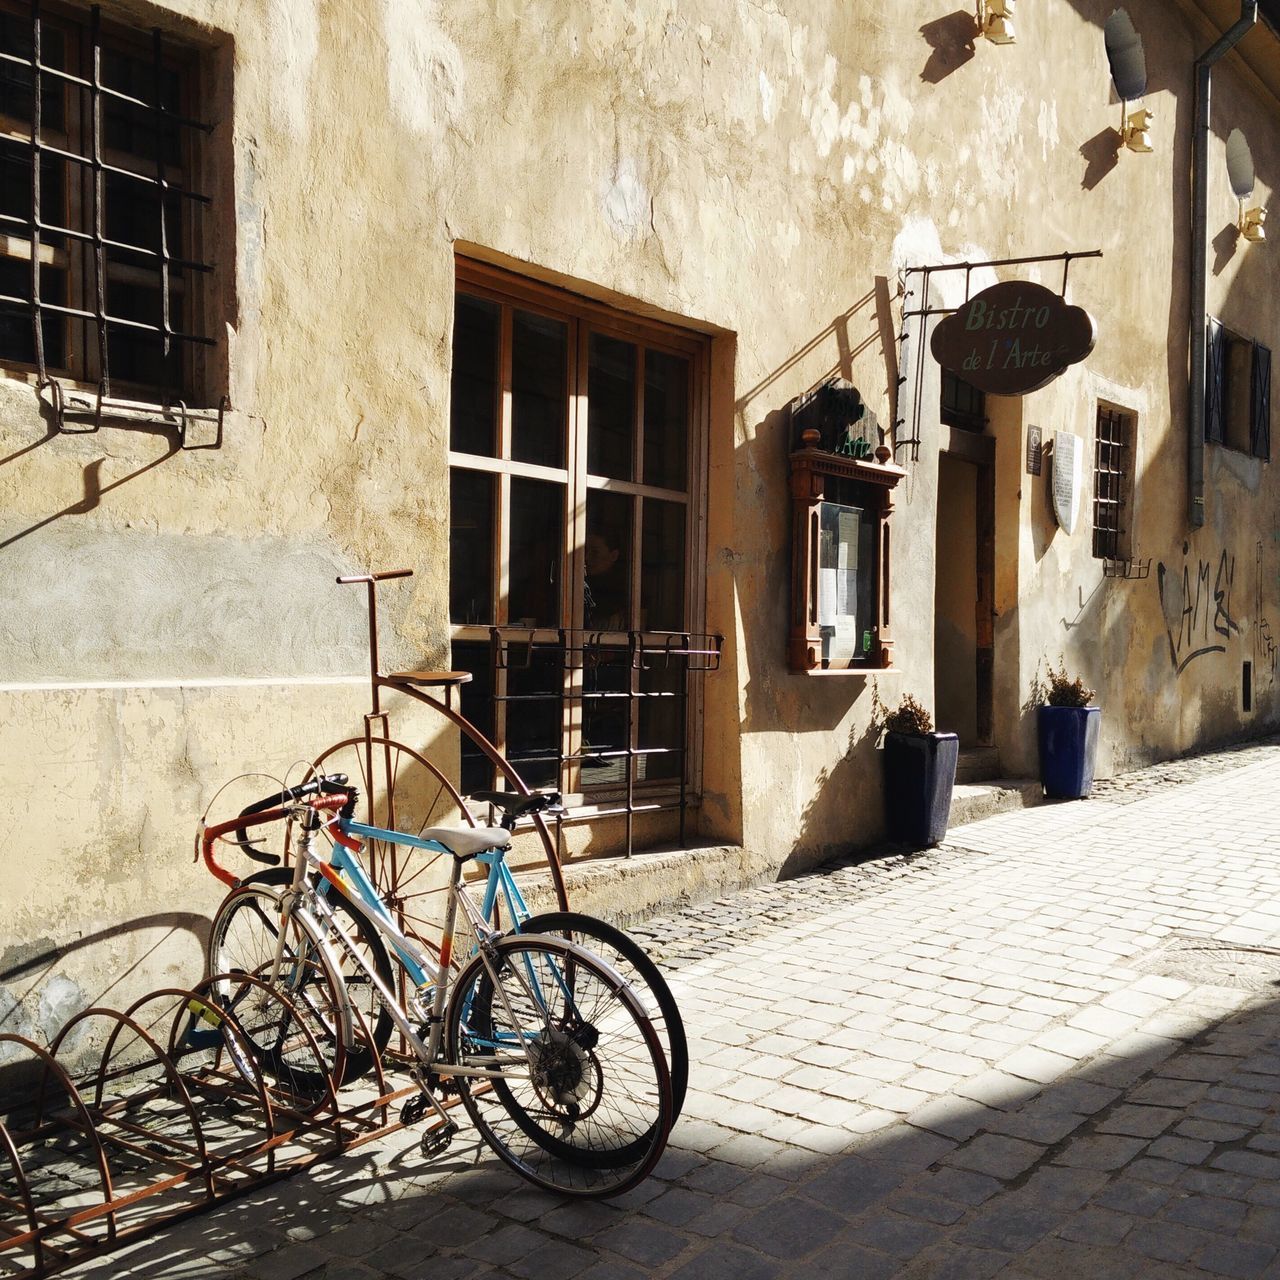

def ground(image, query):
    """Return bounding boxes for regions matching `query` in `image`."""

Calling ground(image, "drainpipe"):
[1189,0,1258,528]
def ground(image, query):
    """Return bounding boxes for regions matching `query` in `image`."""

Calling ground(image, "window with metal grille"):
[1093,405,1134,562]
[0,1,215,401]
[447,259,712,816]
[940,369,986,432]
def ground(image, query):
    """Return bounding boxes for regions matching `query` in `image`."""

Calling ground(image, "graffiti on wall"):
[1257,541,1278,678]
[1156,542,1241,675]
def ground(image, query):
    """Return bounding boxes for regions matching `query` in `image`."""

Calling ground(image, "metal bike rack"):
[0,977,443,1278]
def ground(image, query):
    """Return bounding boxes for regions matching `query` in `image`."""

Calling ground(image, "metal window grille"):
[940,369,986,432]
[0,1,214,399]
[1093,406,1131,561]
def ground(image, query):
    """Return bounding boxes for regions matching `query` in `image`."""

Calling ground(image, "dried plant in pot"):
[872,688,958,848]
[1032,661,1100,800]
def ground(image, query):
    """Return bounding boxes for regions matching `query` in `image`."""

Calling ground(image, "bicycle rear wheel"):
[444,935,671,1198]
[206,885,350,1093]
[205,887,347,1103]
[519,911,688,1123]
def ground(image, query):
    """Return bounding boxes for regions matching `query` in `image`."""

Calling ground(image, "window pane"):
[509,477,563,626]
[450,469,494,625]
[582,638,629,780]
[450,293,499,456]
[815,499,876,666]
[453,639,494,794]
[587,332,634,480]
[0,16,65,132]
[639,662,682,782]
[643,349,688,490]
[0,258,66,367]
[585,489,632,630]
[504,643,563,791]
[512,310,566,468]
[641,498,686,631]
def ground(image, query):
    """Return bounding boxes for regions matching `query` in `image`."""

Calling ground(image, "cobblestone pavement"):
[56,736,1280,1279]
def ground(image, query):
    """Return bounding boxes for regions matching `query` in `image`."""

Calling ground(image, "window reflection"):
[512,310,566,468]
[588,333,635,481]
[509,478,563,627]
[641,498,685,631]
[643,350,688,491]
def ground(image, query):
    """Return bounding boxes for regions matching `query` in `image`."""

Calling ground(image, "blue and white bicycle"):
[203,777,678,1197]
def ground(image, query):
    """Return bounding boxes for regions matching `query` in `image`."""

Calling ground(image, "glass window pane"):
[638,662,682,783]
[450,293,499,456]
[815,499,876,667]
[585,489,632,631]
[450,469,494,625]
[453,639,494,794]
[512,310,566,468]
[641,498,685,632]
[509,477,563,626]
[504,643,563,791]
[587,332,635,480]
[581,638,629,781]
[643,349,688,491]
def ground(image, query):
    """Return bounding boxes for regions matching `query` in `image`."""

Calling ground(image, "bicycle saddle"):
[470,791,563,831]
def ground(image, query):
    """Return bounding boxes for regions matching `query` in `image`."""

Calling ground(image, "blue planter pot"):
[1037,705,1101,799]
[883,731,959,848]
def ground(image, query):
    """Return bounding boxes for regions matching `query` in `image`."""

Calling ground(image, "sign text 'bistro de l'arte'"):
[929,280,1097,396]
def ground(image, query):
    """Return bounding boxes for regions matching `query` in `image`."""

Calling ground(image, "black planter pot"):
[883,731,959,848]
[1037,705,1101,799]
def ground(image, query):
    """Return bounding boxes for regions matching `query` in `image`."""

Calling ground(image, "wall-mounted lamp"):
[1123,107,1155,153]
[977,0,1016,45]
[1240,205,1267,243]
[1227,129,1266,245]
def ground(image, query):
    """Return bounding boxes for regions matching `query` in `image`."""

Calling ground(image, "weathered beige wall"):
[2,0,1279,1047]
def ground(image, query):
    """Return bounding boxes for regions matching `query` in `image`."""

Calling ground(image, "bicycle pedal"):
[420,1120,458,1158]
[399,1093,433,1127]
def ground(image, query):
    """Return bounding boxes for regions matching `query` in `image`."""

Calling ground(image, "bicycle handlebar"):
[231,775,354,861]
[336,569,413,584]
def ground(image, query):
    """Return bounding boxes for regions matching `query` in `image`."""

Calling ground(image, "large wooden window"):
[0,1,215,400]
[448,260,709,803]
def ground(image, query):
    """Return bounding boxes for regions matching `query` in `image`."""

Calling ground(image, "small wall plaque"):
[1052,430,1081,534]
[1027,425,1043,475]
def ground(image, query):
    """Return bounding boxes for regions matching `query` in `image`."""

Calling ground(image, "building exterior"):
[1,0,1277,1046]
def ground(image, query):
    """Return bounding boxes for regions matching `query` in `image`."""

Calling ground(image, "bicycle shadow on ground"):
[35,924,1280,1280]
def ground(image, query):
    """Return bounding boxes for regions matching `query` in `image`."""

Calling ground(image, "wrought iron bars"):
[0,1,216,397]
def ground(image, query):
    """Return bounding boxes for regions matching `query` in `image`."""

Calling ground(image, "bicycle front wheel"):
[206,885,349,1095]
[444,935,671,1198]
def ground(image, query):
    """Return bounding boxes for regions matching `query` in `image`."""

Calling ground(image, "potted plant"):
[874,689,959,848]
[1034,662,1100,800]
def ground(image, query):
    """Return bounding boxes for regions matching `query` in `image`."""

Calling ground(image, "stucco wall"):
[2,0,1278,1045]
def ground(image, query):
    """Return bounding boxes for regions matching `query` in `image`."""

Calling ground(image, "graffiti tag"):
[1157,543,1241,675]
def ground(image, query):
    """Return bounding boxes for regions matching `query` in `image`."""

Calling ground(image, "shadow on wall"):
[730,280,903,862]
[0,394,182,553]
[0,912,210,1072]
[919,11,978,83]
[780,715,884,878]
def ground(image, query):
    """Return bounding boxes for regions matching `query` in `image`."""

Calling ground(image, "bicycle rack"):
[0,977,447,1278]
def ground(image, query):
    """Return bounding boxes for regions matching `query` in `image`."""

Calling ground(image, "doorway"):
[935,435,995,746]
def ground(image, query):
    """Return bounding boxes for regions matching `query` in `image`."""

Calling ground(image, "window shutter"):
[1205,317,1225,444]
[1251,342,1271,461]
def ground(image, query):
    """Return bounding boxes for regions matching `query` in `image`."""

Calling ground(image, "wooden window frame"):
[1092,403,1134,562]
[0,0,214,402]
[448,257,711,808]
[1207,317,1271,462]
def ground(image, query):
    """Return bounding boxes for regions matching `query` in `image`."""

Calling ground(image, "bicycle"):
[203,776,689,1122]
[203,779,673,1197]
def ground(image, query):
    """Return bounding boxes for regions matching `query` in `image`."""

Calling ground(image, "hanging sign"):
[930,280,1096,396]
[1052,430,1081,534]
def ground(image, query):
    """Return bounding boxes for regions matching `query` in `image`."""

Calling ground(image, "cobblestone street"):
[61,737,1280,1280]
